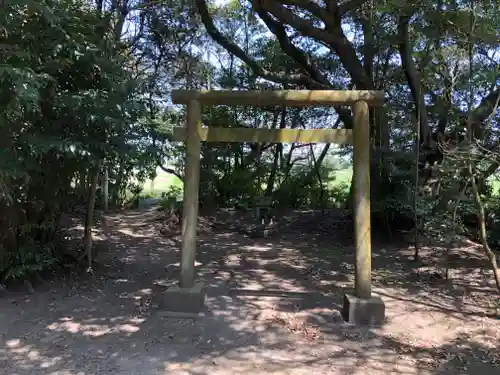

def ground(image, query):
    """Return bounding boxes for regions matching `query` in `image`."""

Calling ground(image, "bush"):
[0,238,57,282]
[161,185,183,200]
[159,185,183,212]
[329,181,350,206]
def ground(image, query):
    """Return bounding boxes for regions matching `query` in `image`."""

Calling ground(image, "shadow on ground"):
[0,208,498,374]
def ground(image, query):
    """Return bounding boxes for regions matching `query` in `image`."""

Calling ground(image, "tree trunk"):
[299,143,331,188]
[265,144,281,197]
[309,144,325,213]
[113,160,125,207]
[265,108,286,196]
[469,162,500,294]
[102,163,109,212]
[397,14,430,144]
[83,159,103,273]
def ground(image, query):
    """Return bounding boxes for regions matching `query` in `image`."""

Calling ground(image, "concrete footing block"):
[342,293,385,326]
[162,282,205,313]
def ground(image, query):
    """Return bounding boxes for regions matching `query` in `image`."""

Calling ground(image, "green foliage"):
[329,181,350,206]
[2,0,499,282]
[161,185,183,200]
[158,186,183,212]
[0,0,158,281]
[0,241,57,281]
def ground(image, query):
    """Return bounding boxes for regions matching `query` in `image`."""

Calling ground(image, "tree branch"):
[428,86,499,141]
[397,14,429,143]
[338,0,372,15]
[157,163,183,181]
[276,0,332,23]
[261,0,371,88]
[195,0,317,87]
[195,0,355,128]
[473,88,499,125]
[124,9,146,48]
[262,1,340,47]
[252,1,331,87]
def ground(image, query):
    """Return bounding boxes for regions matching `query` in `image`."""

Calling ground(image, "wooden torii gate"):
[165,90,385,325]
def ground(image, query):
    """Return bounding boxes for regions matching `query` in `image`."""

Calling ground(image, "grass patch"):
[141,168,183,197]
[139,166,354,200]
[141,166,499,197]
[329,167,352,187]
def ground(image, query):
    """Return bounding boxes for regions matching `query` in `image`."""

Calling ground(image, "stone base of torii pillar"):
[342,293,385,326]
[162,282,206,314]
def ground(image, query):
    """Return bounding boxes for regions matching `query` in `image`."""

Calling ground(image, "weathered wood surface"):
[352,100,372,299]
[172,89,384,106]
[172,127,352,145]
[180,100,202,288]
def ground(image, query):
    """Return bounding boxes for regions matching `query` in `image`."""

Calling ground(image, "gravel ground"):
[0,208,499,375]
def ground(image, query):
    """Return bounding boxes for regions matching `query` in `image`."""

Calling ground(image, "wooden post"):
[352,100,372,299]
[180,100,202,288]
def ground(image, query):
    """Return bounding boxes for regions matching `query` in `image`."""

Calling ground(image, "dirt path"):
[0,208,499,375]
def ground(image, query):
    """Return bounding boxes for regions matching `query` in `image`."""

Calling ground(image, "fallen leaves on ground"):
[384,331,500,370]
[266,312,321,341]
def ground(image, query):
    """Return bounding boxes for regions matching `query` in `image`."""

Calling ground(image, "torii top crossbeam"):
[171,89,384,107]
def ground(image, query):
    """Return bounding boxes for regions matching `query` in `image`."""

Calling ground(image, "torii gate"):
[164,90,385,325]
